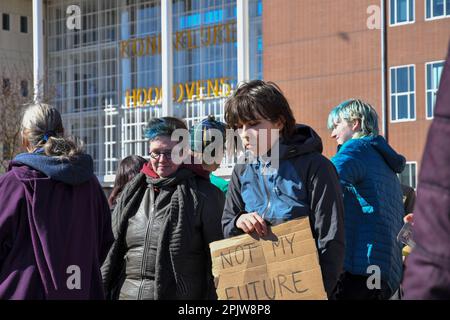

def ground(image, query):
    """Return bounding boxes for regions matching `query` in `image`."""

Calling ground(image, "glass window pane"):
[399,168,410,186]
[427,64,432,90]
[391,0,396,23]
[409,94,415,119]
[409,66,414,91]
[426,0,431,18]
[391,96,397,120]
[409,0,414,20]
[411,164,416,188]
[397,0,408,22]
[427,92,433,117]
[434,0,444,16]
[398,95,408,119]
[397,67,408,92]
[447,0,450,14]
[433,63,444,89]
[391,68,396,93]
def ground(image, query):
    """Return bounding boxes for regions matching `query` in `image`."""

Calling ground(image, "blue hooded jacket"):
[331,135,405,293]
[13,149,94,185]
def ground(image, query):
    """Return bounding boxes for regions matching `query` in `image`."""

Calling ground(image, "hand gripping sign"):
[209,217,327,300]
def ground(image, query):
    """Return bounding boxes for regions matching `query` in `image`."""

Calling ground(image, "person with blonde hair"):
[327,99,405,299]
[0,103,113,299]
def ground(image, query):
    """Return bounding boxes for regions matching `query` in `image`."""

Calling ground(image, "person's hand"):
[404,213,414,225]
[236,212,268,237]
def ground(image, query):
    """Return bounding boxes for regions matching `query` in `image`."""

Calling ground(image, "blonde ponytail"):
[21,103,84,160]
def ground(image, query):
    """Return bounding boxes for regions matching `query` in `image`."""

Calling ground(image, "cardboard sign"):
[209,217,327,300]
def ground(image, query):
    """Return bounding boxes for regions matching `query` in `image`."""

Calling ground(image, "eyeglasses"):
[149,150,173,160]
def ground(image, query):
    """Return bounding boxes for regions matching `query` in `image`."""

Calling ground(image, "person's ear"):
[352,119,361,132]
[275,116,285,130]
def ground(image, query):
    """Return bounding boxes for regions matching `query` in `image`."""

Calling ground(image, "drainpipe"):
[33,0,44,102]
[381,0,388,141]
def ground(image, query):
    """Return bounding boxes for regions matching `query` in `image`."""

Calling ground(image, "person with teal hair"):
[327,98,405,300]
[190,115,229,194]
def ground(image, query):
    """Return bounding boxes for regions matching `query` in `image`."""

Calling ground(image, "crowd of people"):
[0,50,449,299]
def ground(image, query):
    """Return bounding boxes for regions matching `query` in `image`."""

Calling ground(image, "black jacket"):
[222,124,345,297]
[102,169,225,299]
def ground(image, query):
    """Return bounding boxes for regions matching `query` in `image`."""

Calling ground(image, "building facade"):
[15,0,446,188]
[0,0,32,70]
[264,0,450,189]
[0,0,33,164]
[45,0,262,183]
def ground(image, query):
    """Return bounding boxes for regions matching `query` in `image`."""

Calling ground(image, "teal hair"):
[144,117,187,141]
[327,99,379,138]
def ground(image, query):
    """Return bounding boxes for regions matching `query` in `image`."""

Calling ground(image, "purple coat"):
[402,43,450,299]
[0,152,113,299]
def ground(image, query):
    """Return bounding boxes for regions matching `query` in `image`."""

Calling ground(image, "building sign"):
[120,20,237,58]
[209,217,327,300]
[125,77,233,108]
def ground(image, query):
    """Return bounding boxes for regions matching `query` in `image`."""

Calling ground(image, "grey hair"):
[21,103,84,160]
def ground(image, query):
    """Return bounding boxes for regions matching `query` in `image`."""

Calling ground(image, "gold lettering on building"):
[119,21,237,59]
[125,77,232,108]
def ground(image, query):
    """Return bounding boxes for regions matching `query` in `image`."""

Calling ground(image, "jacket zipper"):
[260,161,272,221]
[137,187,156,300]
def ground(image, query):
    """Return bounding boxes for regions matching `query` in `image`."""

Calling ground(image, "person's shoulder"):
[290,149,333,168]
[341,138,368,152]
[195,175,223,197]
[335,139,371,161]
[0,169,19,187]
[0,166,32,199]
[1,164,41,183]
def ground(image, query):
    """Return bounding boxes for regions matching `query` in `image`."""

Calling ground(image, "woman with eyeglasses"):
[101,117,225,300]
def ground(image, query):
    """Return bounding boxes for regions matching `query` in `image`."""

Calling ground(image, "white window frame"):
[390,0,415,26]
[425,0,450,21]
[425,60,445,120]
[390,64,416,123]
[398,161,418,190]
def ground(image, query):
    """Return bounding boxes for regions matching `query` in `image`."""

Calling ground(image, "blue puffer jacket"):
[331,135,405,293]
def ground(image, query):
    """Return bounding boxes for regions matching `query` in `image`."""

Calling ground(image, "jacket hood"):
[366,135,406,173]
[278,124,323,160]
[11,150,94,185]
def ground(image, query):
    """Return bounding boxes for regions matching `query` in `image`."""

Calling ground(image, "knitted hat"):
[190,115,227,154]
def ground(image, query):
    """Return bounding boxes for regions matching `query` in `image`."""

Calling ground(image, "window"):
[426,0,450,19]
[426,61,444,119]
[2,13,10,31]
[390,65,416,121]
[398,162,417,189]
[390,0,414,25]
[20,16,28,33]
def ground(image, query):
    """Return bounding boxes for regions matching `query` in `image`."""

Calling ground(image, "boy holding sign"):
[222,80,345,298]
